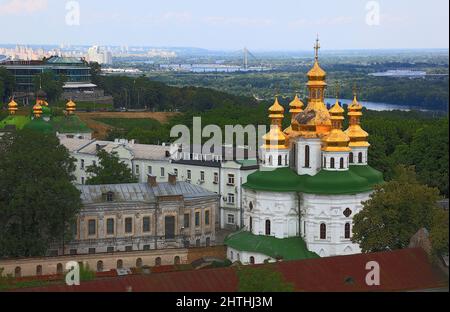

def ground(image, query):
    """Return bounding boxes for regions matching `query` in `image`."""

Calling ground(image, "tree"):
[0,67,15,104]
[33,71,67,103]
[0,130,81,257]
[237,266,294,292]
[352,166,448,255]
[85,150,137,185]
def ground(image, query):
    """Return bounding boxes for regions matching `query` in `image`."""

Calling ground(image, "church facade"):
[225,39,384,264]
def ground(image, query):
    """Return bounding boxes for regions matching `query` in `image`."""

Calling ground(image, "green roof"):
[0,115,30,130]
[52,116,91,133]
[243,166,384,195]
[225,231,319,261]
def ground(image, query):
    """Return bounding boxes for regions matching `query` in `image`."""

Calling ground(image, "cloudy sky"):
[0,0,448,50]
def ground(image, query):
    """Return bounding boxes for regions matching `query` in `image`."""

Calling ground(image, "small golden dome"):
[289,94,304,113]
[329,100,345,115]
[66,99,76,114]
[262,126,288,150]
[268,97,284,118]
[345,94,370,147]
[8,99,18,115]
[33,103,43,118]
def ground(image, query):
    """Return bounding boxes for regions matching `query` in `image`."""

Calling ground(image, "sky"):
[0,0,449,50]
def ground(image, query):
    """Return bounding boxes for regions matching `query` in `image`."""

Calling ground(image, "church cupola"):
[8,98,18,115]
[260,97,290,169]
[345,90,370,166]
[289,94,304,122]
[66,99,77,115]
[33,102,43,119]
[322,95,351,171]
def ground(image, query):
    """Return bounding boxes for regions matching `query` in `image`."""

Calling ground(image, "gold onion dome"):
[322,100,350,152]
[262,97,288,150]
[345,94,370,147]
[289,94,304,114]
[33,102,43,118]
[66,99,76,114]
[8,98,18,115]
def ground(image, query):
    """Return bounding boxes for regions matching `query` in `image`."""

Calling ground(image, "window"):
[106,218,115,235]
[36,265,43,276]
[343,208,353,218]
[323,157,327,168]
[117,260,123,269]
[196,239,201,247]
[320,223,327,240]
[230,251,234,260]
[71,222,78,237]
[107,246,114,253]
[205,210,210,226]
[249,216,253,232]
[213,172,219,184]
[195,212,200,227]
[88,219,96,236]
[265,220,271,236]
[125,217,133,234]
[249,202,254,211]
[92,160,96,166]
[227,193,235,204]
[330,158,335,169]
[88,248,96,254]
[200,171,205,182]
[81,177,85,185]
[340,158,344,169]
[135,165,140,175]
[80,159,85,170]
[161,167,165,177]
[345,223,351,239]
[269,156,273,166]
[125,246,133,252]
[97,261,104,272]
[106,192,114,202]
[206,237,211,247]
[155,257,162,266]
[174,168,178,177]
[143,217,151,233]
[148,166,152,174]
[249,257,255,265]
[228,174,235,185]
[278,155,282,166]
[14,267,21,278]
[227,214,235,224]
[358,152,363,164]
[187,170,192,180]
[304,145,310,168]
[70,249,77,255]
[174,256,181,265]
[143,245,150,251]
[184,213,190,228]
[136,258,143,268]
[349,153,354,164]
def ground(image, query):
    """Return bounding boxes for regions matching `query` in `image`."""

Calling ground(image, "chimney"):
[168,173,177,185]
[147,174,157,187]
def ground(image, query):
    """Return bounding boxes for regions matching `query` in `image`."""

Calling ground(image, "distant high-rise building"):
[86,45,113,65]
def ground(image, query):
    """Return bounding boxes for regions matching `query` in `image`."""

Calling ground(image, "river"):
[324,98,443,112]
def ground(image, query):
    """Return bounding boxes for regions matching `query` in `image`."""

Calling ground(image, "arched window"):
[206,237,211,247]
[265,220,271,236]
[330,158,335,169]
[249,216,253,233]
[36,265,43,276]
[230,251,234,260]
[56,263,64,275]
[14,267,21,278]
[155,257,162,266]
[323,157,327,168]
[358,152,363,164]
[97,261,104,272]
[320,223,327,240]
[340,158,344,169]
[117,259,123,269]
[174,256,181,265]
[136,258,143,268]
[285,154,288,165]
[249,202,253,211]
[345,223,351,239]
[249,256,255,265]
[304,146,310,168]
[278,155,282,166]
[349,152,354,164]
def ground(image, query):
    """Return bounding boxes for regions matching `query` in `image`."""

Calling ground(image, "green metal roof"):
[1,114,91,134]
[225,231,319,261]
[0,115,30,130]
[243,166,384,195]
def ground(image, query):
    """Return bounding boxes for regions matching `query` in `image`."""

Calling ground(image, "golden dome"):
[66,99,76,114]
[322,100,350,152]
[289,94,304,114]
[307,61,327,81]
[8,99,18,115]
[345,94,370,147]
[33,103,43,118]
[268,97,284,118]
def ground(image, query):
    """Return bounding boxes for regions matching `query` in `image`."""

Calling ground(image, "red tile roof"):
[15,248,447,292]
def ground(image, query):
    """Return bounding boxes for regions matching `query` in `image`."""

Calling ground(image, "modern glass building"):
[1,56,93,93]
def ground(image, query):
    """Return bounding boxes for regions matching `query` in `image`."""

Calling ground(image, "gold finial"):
[314,35,321,61]
[352,83,359,98]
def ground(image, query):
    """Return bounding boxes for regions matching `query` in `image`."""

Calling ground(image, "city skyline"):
[0,0,448,50]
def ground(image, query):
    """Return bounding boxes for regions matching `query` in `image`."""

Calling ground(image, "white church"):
[225,39,384,264]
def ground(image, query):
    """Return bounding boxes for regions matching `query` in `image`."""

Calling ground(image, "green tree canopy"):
[352,166,448,255]
[0,67,15,104]
[0,130,81,257]
[33,71,67,103]
[85,150,137,185]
